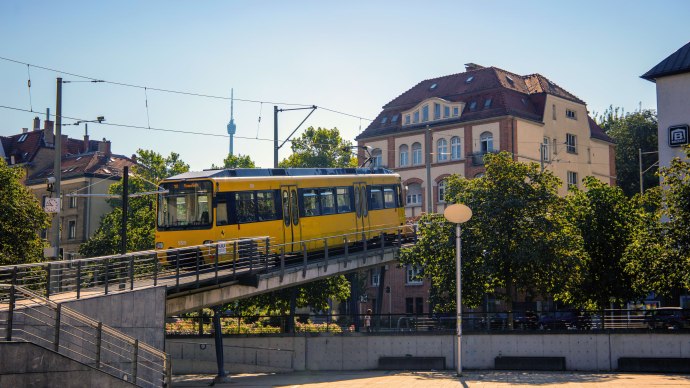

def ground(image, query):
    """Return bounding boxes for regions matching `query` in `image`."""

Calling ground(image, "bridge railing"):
[0,226,411,300]
[0,284,170,388]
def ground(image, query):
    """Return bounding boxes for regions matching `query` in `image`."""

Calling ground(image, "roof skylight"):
[465,76,474,83]
[430,83,437,90]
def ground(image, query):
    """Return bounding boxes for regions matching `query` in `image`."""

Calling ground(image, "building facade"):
[1,116,137,260]
[355,63,617,314]
[641,41,690,171]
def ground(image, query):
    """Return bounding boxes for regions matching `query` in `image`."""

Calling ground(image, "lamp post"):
[443,203,472,376]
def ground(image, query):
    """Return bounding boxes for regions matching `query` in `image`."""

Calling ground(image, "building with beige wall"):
[641,41,690,172]
[355,63,616,315]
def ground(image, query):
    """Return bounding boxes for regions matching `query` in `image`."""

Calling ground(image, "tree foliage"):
[0,159,51,265]
[212,153,256,169]
[279,127,357,168]
[564,176,642,308]
[80,149,190,257]
[596,107,658,197]
[401,152,585,312]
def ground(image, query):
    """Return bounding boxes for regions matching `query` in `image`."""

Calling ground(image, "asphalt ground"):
[172,370,690,387]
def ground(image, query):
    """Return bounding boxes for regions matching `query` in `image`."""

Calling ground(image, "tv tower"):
[226,89,237,156]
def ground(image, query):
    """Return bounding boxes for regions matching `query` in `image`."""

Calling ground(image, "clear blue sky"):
[1,1,688,170]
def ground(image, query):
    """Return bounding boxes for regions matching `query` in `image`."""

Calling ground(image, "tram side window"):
[216,193,229,225]
[369,186,383,210]
[302,189,321,217]
[257,191,277,221]
[320,188,335,215]
[383,186,396,208]
[235,192,256,223]
[336,187,352,213]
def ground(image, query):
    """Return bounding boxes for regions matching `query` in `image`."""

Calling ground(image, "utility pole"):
[121,166,129,254]
[425,125,433,213]
[540,143,545,172]
[51,77,63,259]
[638,148,659,195]
[639,148,643,195]
[274,106,279,168]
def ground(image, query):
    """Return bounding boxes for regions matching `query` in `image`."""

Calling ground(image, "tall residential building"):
[641,41,690,171]
[355,63,616,314]
[1,117,137,260]
[227,89,237,156]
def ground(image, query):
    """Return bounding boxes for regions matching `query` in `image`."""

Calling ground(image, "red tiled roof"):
[588,117,614,143]
[26,152,137,184]
[0,131,45,164]
[357,65,593,141]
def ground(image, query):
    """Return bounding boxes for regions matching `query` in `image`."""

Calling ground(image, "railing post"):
[132,339,139,384]
[265,237,270,272]
[6,284,16,341]
[397,229,402,247]
[45,263,51,298]
[195,249,200,288]
[166,354,172,388]
[104,259,109,295]
[280,247,285,282]
[380,232,385,253]
[54,303,61,352]
[76,261,82,299]
[302,243,307,278]
[233,241,238,277]
[214,244,219,284]
[324,238,329,271]
[344,237,349,267]
[152,253,158,287]
[129,256,135,290]
[11,266,17,287]
[362,233,367,253]
[175,251,180,291]
[249,240,254,273]
[95,322,102,369]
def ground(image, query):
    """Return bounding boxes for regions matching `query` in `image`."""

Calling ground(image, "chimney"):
[83,123,89,153]
[33,116,41,131]
[464,63,485,72]
[98,138,111,155]
[22,128,29,134]
[131,154,137,163]
[43,119,54,146]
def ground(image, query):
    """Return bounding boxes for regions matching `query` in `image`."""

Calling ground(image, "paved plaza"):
[172,370,690,387]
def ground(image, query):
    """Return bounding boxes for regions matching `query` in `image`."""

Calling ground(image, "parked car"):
[538,310,591,330]
[644,308,690,330]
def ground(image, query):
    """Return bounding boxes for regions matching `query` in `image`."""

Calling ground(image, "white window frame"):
[566,133,577,154]
[438,180,447,203]
[69,196,77,208]
[371,269,380,287]
[412,143,422,165]
[399,144,409,167]
[541,136,550,162]
[437,138,448,162]
[68,220,77,240]
[406,265,423,285]
[406,184,422,206]
[434,103,441,120]
[480,131,494,153]
[422,105,429,122]
[566,109,577,120]
[371,148,383,167]
[567,171,578,188]
[450,136,462,160]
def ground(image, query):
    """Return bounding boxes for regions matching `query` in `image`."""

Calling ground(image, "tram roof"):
[166,167,395,180]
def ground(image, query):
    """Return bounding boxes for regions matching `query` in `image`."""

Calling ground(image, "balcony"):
[468,151,497,166]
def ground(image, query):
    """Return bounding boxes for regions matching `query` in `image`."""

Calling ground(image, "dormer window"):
[413,111,419,123]
[422,105,429,122]
[401,98,464,126]
[391,114,399,123]
[381,116,387,125]
[405,115,410,125]
[434,103,441,120]
[484,98,492,108]
[444,106,450,118]
[469,101,477,111]
[453,107,459,116]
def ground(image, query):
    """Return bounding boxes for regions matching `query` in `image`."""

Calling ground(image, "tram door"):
[354,182,370,239]
[281,185,302,253]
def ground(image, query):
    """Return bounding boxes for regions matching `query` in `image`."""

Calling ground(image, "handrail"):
[0,284,169,388]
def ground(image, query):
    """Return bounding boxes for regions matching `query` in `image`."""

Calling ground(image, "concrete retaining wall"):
[167,333,690,373]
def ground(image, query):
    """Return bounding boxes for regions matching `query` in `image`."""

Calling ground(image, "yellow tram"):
[154,167,406,263]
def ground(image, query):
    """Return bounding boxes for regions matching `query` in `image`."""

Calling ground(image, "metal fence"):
[0,284,170,388]
[166,310,690,336]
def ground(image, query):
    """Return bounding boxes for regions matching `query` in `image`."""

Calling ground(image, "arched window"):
[438,180,447,203]
[406,183,422,206]
[437,138,448,162]
[451,136,462,160]
[371,148,382,167]
[412,142,422,165]
[480,132,494,153]
[399,144,409,167]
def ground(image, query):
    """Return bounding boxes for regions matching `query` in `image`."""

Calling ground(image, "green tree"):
[80,149,190,256]
[596,107,658,197]
[211,153,256,169]
[279,127,357,168]
[564,176,642,308]
[401,152,585,313]
[0,159,51,265]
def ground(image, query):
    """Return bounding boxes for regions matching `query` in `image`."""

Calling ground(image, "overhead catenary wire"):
[0,56,373,121]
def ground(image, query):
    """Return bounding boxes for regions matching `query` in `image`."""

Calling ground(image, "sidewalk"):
[172,370,690,387]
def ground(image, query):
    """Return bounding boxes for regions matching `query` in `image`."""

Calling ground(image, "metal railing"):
[166,310,690,336]
[0,284,170,388]
[0,226,410,301]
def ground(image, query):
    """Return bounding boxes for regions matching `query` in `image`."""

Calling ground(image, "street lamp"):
[443,203,472,376]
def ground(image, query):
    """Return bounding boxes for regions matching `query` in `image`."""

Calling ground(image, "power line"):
[0,56,374,121]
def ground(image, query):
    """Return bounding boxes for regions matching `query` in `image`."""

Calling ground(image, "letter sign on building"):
[669,125,689,147]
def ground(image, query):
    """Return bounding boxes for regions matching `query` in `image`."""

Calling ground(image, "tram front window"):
[158,181,212,229]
